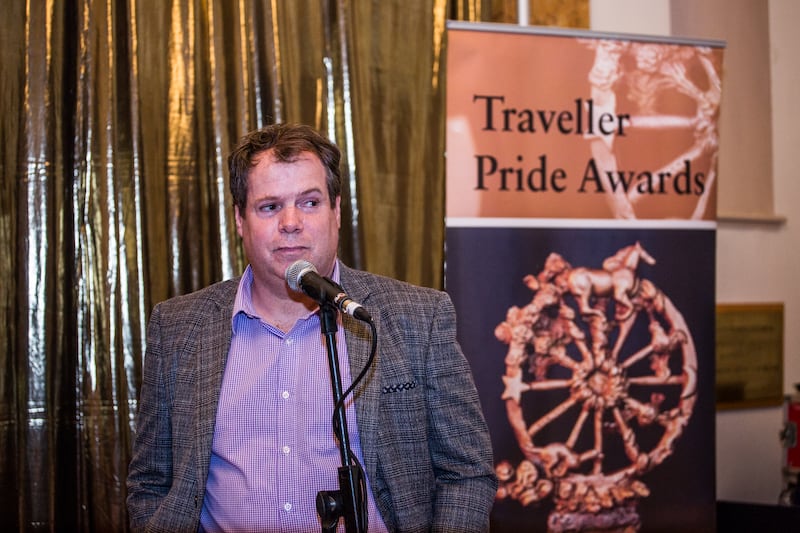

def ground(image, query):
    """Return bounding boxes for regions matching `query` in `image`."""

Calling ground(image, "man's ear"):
[234,204,244,236]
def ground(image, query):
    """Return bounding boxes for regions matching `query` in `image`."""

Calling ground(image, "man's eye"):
[303,199,320,208]
[259,204,278,212]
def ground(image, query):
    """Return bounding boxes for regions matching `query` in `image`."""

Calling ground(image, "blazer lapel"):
[194,283,236,489]
[340,267,382,484]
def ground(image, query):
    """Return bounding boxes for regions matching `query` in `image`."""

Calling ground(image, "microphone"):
[285,260,371,322]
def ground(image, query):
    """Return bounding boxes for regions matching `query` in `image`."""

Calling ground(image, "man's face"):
[235,150,341,291]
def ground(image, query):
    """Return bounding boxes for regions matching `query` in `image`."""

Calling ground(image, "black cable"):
[331,316,378,532]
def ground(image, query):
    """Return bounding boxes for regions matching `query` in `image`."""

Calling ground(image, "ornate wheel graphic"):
[494,243,697,532]
[581,39,722,220]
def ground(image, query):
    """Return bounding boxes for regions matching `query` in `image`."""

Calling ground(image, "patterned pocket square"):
[381,381,417,394]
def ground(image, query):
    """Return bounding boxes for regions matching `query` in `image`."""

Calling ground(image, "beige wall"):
[714,0,800,504]
[591,0,800,505]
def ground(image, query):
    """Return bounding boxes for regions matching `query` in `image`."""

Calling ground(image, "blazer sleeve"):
[126,280,235,533]
[126,302,175,531]
[424,292,498,532]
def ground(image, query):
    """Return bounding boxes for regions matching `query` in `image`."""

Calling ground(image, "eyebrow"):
[252,187,326,204]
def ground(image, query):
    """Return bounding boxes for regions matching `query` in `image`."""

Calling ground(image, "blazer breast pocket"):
[380,379,426,420]
[381,380,417,394]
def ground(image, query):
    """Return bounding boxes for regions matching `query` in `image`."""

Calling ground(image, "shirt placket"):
[275,330,302,529]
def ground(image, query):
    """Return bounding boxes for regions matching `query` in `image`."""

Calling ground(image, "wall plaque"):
[716,303,784,409]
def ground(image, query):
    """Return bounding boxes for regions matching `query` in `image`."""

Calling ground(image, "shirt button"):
[282,445,291,455]
[285,338,293,345]
[284,502,292,512]
[281,390,290,400]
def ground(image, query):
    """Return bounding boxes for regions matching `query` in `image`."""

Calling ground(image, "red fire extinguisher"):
[780,385,800,505]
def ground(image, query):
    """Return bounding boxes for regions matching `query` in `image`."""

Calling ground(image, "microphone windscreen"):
[285,259,317,292]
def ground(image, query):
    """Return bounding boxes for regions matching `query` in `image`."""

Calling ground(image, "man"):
[126,123,497,532]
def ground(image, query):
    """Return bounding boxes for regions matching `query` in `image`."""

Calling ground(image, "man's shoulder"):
[339,265,448,311]
[154,278,240,314]
[341,265,437,294]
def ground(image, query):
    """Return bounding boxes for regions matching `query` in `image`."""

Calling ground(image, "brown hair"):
[228,123,342,214]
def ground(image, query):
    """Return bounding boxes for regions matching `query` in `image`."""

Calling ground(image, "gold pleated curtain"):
[0,0,585,530]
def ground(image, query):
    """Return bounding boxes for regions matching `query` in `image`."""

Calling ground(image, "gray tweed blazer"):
[127,264,496,533]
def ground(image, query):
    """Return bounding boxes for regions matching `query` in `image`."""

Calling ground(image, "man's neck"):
[250,275,316,332]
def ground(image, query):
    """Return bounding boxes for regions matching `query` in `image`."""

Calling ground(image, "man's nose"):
[279,206,302,232]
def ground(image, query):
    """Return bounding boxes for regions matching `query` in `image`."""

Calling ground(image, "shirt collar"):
[231,266,256,333]
[231,260,341,333]
[329,259,341,284]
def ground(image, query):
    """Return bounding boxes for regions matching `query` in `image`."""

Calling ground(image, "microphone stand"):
[315,302,367,533]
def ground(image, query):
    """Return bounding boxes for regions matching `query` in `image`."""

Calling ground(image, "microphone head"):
[285,259,317,292]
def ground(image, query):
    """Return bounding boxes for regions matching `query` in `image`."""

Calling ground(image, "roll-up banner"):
[445,21,723,532]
